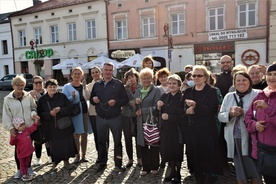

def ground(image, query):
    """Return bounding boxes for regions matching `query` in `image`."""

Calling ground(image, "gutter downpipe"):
[105,0,110,56]
[266,0,270,64]
[8,15,15,74]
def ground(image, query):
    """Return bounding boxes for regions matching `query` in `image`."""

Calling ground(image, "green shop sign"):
[25,48,54,59]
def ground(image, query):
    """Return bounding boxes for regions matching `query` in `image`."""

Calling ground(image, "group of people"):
[2,54,276,184]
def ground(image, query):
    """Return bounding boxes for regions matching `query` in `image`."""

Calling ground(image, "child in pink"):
[10,117,38,181]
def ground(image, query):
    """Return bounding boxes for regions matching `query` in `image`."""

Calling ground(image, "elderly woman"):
[157,74,184,183]
[37,79,77,171]
[62,67,93,163]
[218,71,261,184]
[182,65,222,183]
[245,64,276,184]
[121,68,142,168]
[2,75,39,178]
[134,67,161,176]
[247,65,267,90]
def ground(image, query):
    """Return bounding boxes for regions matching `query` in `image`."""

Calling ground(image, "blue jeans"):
[96,115,123,167]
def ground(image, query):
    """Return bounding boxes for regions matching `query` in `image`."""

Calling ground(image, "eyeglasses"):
[15,84,25,88]
[221,61,232,65]
[34,81,42,85]
[192,74,204,78]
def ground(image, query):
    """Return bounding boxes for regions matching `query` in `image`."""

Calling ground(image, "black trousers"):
[34,142,51,158]
[121,115,142,160]
[141,145,159,172]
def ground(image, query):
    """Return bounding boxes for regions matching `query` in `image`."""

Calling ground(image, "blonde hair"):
[139,67,154,78]
[11,75,26,86]
[71,66,84,76]
[192,65,210,80]
[231,64,247,77]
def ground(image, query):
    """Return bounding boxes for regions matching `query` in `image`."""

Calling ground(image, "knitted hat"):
[266,64,276,73]
[12,117,24,129]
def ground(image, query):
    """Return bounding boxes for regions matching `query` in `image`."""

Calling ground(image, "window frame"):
[238,2,257,28]
[67,22,77,41]
[2,40,8,55]
[86,19,97,39]
[170,12,185,35]
[19,30,26,47]
[208,7,225,31]
[115,19,127,40]
[141,16,156,38]
[34,27,42,44]
[50,25,59,43]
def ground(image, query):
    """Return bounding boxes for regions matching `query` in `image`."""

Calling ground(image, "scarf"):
[141,86,151,99]
[263,86,276,97]
[235,88,252,108]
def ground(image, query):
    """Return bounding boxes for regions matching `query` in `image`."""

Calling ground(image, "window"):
[50,25,59,43]
[86,20,96,39]
[19,30,26,46]
[34,27,42,44]
[238,2,256,27]
[208,7,224,31]
[68,23,77,41]
[142,17,155,37]
[4,65,9,75]
[2,40,8,54]
[171,13,185,35]
[115,20,127,39]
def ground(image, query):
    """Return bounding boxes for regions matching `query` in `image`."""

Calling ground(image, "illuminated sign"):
[25,48,54,59]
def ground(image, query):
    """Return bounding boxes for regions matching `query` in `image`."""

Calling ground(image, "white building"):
[9,0,108,82]
[0,13,14,78]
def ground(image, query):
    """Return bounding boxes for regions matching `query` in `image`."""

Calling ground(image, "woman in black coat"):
[182,65,222,184]
[37,79,77,171]
[157,74,184,183]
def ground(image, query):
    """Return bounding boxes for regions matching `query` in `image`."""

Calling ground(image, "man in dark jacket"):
[90,62,128,173]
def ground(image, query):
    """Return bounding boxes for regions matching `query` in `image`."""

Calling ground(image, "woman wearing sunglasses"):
[182,65,222,183]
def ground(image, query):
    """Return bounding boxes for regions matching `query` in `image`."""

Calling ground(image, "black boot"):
[164,162,175,182]
[171,162,181,183]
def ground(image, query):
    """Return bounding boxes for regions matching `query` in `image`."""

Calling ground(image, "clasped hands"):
[185,99,196,115]
[93,96,116,106]
[157,100,168,120]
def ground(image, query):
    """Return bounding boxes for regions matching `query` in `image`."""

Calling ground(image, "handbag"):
[256,133,276,176]
[143,107,160,145]
[56,116,72,130]
[47,101,73,130]
[71,102,81,116]
[31,125,46,144]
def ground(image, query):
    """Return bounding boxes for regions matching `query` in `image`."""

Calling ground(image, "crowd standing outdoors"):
[2,54,276,183]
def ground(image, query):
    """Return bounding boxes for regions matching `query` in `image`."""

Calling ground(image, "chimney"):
[33,0,42,6]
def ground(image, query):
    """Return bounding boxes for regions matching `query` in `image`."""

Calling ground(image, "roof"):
[9,0,99,17]
[0,12,14,24]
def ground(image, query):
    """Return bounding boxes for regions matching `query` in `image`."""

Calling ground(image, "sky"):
[0,0,48,14]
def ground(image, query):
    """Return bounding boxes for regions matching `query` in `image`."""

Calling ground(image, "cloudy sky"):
[0,0,48,14]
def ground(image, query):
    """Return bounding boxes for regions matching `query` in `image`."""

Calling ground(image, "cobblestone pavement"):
[0,90,237,184]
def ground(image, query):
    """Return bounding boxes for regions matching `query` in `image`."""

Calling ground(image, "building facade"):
[9,0,108,81]
[0,13,14,79]
[269,0,276,62]
[107,0,269,73]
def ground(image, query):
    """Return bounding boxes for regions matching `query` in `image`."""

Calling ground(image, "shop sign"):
[194,42,234,54]
[208,29,247,41]
[25,48,54,59]
[241,49,260,66]
[111,50,135,58]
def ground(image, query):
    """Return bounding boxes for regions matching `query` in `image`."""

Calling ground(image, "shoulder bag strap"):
[47,101,57,128]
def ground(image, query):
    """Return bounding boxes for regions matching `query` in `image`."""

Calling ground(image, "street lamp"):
[30,39,44,76]
[163,23,173,71]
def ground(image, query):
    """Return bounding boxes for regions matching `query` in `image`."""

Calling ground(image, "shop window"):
[195,53,222,73]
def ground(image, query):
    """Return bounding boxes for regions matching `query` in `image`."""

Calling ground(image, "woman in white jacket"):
[2,75,39,179]
[218,71,261,184]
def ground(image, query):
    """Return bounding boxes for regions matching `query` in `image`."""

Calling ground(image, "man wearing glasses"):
[215,55,234,98]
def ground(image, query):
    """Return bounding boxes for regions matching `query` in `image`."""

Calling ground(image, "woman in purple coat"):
[245,64,276,184]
